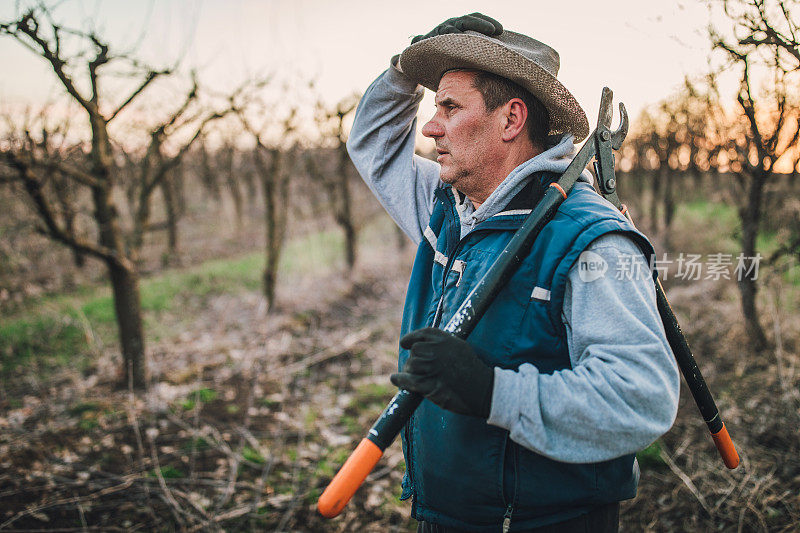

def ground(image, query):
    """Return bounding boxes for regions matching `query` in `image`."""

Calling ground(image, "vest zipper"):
[502,504,513,533]
[432,195,527,328]
[432,230,488,328]
[452,260,466,287]
[500,434,518,532]
[403,418,416,501]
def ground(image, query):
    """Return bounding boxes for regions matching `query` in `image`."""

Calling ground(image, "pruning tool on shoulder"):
[591,88,740,471]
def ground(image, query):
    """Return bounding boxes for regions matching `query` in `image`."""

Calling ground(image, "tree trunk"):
[173,163,187,219]
[662,166,675,249]
[53,178,86,268]
[91,181,148,389]
[649,169,661,234]
[224,150,244,232]
[257,147,290,311]
[337,146,357,269]
[226,173,243,231]
[131,179,152,258]
[262,150,280,310]
[342,211,357,269]
[242,168,259,211]
[200,148,222,201]
[738,173,768,350]
[160,177,179,264]
[107,258,146,389]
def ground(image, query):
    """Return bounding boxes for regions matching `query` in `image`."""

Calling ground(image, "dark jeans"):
[416,502,619,533]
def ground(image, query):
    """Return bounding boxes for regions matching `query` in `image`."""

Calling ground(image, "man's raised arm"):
[346,57,441,245]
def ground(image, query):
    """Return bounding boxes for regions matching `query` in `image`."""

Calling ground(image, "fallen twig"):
[659,446,712,515]
[275,328,372,378]
[147,430,190,528]
[0,479,135,529]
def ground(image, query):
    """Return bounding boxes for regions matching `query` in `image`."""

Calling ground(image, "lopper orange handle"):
[710,423,740,469]
[317,438,384,518]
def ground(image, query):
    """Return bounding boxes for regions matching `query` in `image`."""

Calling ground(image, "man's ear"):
[500,98,528,142]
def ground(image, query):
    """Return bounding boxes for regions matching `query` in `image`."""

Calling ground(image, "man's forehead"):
[435,70,480,100]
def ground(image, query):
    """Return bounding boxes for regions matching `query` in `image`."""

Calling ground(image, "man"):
[347,14,679,532]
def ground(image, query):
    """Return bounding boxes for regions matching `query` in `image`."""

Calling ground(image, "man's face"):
[421,70,503,202]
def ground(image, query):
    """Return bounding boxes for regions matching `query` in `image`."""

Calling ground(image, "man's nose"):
[421,118,444,138]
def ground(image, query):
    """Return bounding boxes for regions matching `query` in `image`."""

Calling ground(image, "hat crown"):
[399,28,589,140]
[466,30,560,78]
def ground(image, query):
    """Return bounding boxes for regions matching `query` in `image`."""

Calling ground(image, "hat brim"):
[399,32,589,141]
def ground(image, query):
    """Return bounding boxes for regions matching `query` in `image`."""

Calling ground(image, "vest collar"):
[436,172,562,234]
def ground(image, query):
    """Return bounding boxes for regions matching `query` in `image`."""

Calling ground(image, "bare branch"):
[87,32,110,105]
[108,68,172,123]
[1,9,95,116]
[44,158,103,188]
[1,150,115,263]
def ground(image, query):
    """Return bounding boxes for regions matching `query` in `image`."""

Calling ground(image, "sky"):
[0,1,728,137]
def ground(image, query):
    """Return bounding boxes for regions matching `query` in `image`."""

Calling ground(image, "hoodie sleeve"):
[487,233,680,463]
[346,56,442,245]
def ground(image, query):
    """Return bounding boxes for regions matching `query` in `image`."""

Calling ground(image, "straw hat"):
[399,30,589,141]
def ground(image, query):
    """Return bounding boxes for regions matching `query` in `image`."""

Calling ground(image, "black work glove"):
[391,328,494,418]
[411,13,503,44]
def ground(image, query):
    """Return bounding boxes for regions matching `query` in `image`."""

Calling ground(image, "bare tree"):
[0,6,239,388]
[194,137,222,202]
[306,95,361,269]
[200,136,245,233]
[624,74,729,243]
[710,0,800,349]
[159,162,186,264]
[239,104,298,311]
[127,75,233,263]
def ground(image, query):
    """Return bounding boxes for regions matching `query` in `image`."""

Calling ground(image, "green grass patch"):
[355,382,396,404]
[148,465,184,479]
[673,199,784,255]
[154,252,264,298]
[672,199,800,292]
[80,296,117,325]
[182,437,211,453]
[339,414,361,434]
[278,228,345,276]
[672,200,739,255]
[67,401,103,417]
[348,382,396,415]
[315,458,336,480]
[304,487,322,505]
[636,441,666,470]
[782,262,800,288]
[259,397,281,408]
[0,314,88,380]
[191,387,218,403]
[242,445,266,464]
[67,401,109,431]
[78,418,99,431]
[180,387,218,410]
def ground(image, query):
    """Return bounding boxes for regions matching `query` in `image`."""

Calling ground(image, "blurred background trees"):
[305,94,361,271]
[0,5,248,388]
[622,0,799,350]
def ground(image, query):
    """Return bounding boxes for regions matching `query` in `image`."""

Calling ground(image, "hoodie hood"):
[454,134,594,239]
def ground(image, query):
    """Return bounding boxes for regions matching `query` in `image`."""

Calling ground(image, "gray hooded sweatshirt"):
[347,57,679,463]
